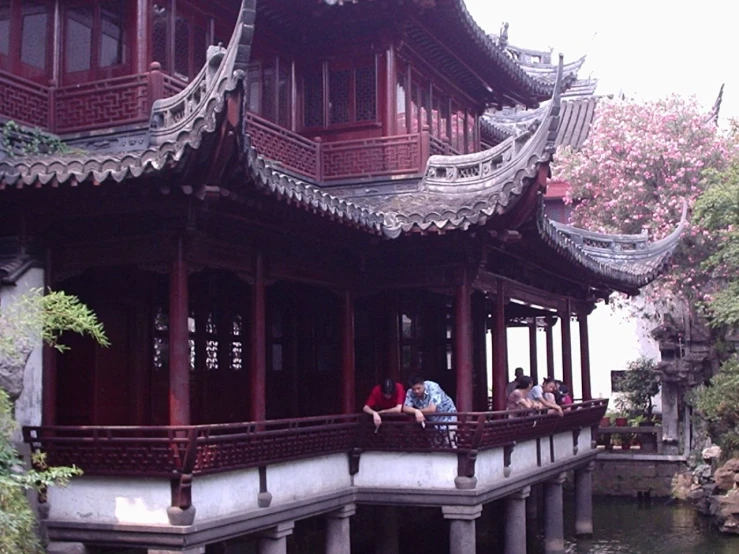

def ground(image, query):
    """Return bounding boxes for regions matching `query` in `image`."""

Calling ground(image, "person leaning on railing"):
[402,374,457,425]
[362,377,406,428]
[506,375,537,416]
[528,377,563,417]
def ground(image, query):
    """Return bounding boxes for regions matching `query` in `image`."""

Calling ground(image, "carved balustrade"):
[23,400,607,478]
[246,112,321,179]
[0,69,186,135]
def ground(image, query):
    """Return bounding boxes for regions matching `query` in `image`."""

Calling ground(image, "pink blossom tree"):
[555,95,735,305]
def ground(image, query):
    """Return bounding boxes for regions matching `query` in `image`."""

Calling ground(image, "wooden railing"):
[23,400,607,477]
[246,112,432,182]
[0,68,186,135]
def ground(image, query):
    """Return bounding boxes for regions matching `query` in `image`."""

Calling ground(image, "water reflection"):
[560,497,738,554]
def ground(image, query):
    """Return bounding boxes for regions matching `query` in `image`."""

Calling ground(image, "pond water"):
[550,496,738,554]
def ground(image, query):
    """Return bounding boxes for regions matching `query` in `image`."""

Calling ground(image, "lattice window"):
[188,311,196,372]
[151,2,168,71]
[304,71,324,128]
[205,312,218,371]
[262,67,276,122]
[152,306,169,372]
[270,308,284,372]
[247,63,261,113]
[192,23,207,74]
[0,1,9,57]
[65,7,93,73]
[355,65,376,122]
[21,2,49,72]
[99,0,126,68]
[329,69,350,125]
[277,61,290,128]
[174,15,190,79]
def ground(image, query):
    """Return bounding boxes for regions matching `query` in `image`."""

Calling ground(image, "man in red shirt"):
[362,377,405,427]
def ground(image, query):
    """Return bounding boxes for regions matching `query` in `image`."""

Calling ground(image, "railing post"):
[148,62,165,113]
[315,137,323,181]
[420,130,431,174]
[47,80,57,133]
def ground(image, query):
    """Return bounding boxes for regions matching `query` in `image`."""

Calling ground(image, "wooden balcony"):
[0,68,186,135]
[247,112,461,183]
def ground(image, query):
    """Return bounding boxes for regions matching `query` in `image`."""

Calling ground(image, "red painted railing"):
[246,112,432,182]
[0,69,186,135]
[23,400,607,477]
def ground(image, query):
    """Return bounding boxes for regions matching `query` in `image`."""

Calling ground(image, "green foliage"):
[694,156,739,328]
[614,357,661,419]
[0,121,69,159]
[0,389,82,554]
[0,288,109,367]
[693,357,739,458]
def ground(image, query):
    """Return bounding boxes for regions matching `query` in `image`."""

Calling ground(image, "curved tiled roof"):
[536,201,687,291]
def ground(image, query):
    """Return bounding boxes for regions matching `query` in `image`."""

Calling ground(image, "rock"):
[0,357,28,401]
[714,458,739,492]
[672,472,694,500]
[703,445,722,461]
[709,490,739,534]
[692,464,712,484]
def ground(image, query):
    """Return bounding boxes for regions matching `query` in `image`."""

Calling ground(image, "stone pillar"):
[443,505,482,554]
[505,487,530,554]
[375,506,399,554]
[574,462,594,537]
[257,522,295,554]
[249,250,266,421]
[544,317,555,379]
[543,473,566,554]
[169,236,190,425]
[325,504,356,554]
[526,484,539,521]
[661,380,680,454]
[340,290,356,414]
[454,269,474,412]
[528,319,539,385]
[578,313,592,401]
[491,281,508,411]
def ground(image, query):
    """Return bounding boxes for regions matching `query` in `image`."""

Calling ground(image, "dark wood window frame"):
[0,0,54,83]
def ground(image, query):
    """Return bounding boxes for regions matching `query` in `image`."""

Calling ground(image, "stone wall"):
[592,455,686,497]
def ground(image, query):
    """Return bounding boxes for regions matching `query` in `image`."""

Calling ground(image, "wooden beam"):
[169,236,190,426]
[249,250,267,421]
[472,292,489,411]
[560,300,573,394]
[528,319,539,385]
[491,281,507,411]
[579,313,592,401]
[341,289,356,414]
[454,268,473,412]
[545,316,555,380]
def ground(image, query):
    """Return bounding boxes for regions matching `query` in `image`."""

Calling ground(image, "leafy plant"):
[0,120,69,159]
[614,357,661,420]
[693,356,739,458]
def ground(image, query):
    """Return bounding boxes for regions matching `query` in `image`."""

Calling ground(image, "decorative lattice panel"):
[56,75,148,132]
[304,72,323,128]
[329,69,350,125]
[323,135,420,180]
[247,113,319,179]
[151,2,169,71]
[0,74,49,128]
[355,65,376,122]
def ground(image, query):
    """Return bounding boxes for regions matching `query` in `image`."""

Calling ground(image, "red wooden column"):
[341,289,356,414]
[560,300,573,394]
[42,247,56,425]
[385,294,401,382]
[545,316,555,380]
[169,237,190,426]
[528,318,539,385]
[491,281,508,411]
[472,292,489,411]
[578,312,592,401]
[249,250,266,421]
[454,270,474,412]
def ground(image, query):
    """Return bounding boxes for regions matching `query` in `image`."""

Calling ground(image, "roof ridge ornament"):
[498,22,509,48]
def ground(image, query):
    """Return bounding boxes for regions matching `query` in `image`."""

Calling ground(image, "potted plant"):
[615,357,661,423]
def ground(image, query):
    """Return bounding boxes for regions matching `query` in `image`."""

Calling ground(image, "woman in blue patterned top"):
[402,374,457,424]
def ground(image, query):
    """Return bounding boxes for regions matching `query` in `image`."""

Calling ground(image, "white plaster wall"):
[506,439,538,479]
[553,432,573,462]
[540,438,552,465]
[47,477,171,525]
[504,297,661,403]
[192,468,260,520]
[474,447,505,486]
[353,451,457,489]
[1,268,44,433]
[268,454,352,505]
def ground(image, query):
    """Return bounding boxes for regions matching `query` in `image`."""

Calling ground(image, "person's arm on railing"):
[363,404,383,427]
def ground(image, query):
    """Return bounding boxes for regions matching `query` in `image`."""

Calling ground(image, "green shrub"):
[694,356,739,458]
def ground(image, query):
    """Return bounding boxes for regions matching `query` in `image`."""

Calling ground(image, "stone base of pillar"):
[326,504,356,554]
[443,505,482,554]
[544,473,566,554]
[167,505,196,526]
[148,548,204,554]
[257,521,295,554]
[505,487,530,554]
[574,463,594,538]
[47,543,90,554]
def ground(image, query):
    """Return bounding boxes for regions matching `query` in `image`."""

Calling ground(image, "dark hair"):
[408,374,425,387]
[515,376,532,390]
[381,377,395,396]
[542,377,555,385]
[559,384,570,395]
[514,367,524,376]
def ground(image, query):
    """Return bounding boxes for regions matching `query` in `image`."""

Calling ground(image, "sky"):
[464,0,737,123]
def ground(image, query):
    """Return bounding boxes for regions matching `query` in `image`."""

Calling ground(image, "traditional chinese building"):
[1,1,682,553]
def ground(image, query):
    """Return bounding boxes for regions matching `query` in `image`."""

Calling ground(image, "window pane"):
[151,2,168,71]
[65,7,93,73]
[304,71,324,128]
[192,23,207,74]
[21,3,49,71]
[329,69,350,125]
[262,66,275,121]
[277,60,290,127]
[99,0,127,68]
[355,64,376,122]
[174,15,190,79]
[0,1,10,57]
